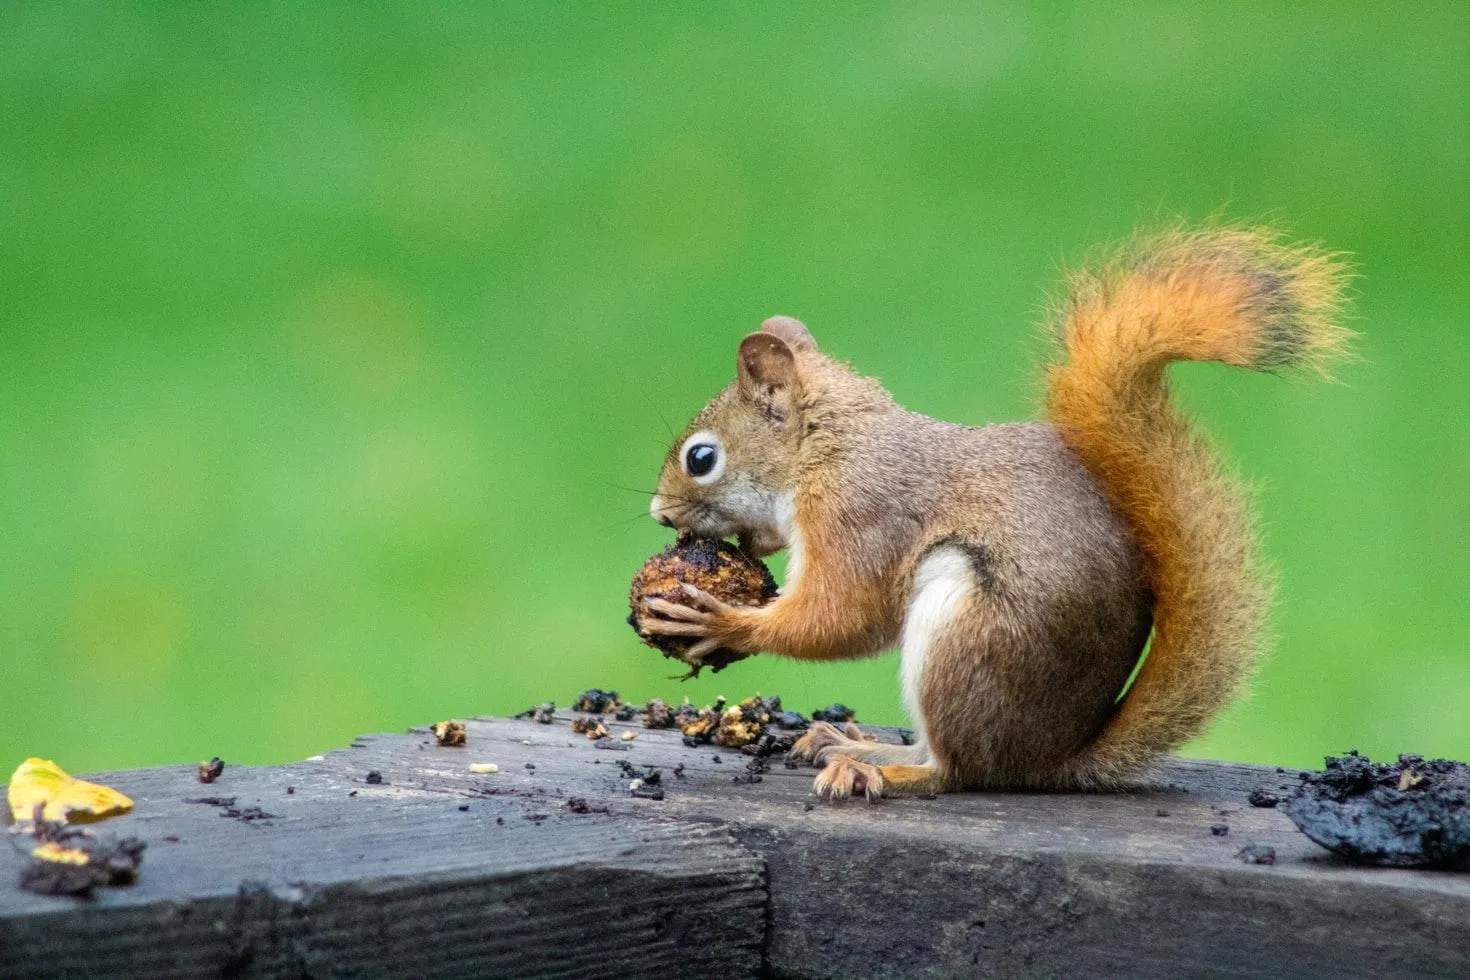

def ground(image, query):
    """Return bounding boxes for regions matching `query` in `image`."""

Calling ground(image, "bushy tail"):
[1046,226,1351,788]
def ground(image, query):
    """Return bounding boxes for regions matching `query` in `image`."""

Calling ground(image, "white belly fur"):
[900,547,974,749]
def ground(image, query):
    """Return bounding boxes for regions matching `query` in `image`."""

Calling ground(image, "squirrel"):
[635,226,1350,799]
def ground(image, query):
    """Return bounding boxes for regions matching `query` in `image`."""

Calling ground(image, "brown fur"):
[643,230,1351,796]
[1045,226,1350,787]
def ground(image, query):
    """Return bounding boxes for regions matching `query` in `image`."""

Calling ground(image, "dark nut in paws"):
[627,534,777,677]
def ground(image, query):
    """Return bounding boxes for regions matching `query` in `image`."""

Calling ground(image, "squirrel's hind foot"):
[789,721,880,767]
[813,755,885,801]
[813,756,949,801]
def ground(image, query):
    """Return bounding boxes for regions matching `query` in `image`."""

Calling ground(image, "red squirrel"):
[634,227,1350,799]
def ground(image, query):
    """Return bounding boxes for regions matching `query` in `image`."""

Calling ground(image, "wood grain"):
[3,713,1467,978]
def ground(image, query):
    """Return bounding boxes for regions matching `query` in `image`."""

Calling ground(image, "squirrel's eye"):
[685,443,718,477]
[678,430,725,484]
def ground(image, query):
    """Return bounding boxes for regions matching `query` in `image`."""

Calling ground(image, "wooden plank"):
[4,712,1468,978]
[0,751,765,978]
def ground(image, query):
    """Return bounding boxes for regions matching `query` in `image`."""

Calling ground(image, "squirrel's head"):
[650,316,815,558]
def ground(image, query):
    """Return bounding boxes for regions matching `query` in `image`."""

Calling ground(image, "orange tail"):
[1045,226,1351,788]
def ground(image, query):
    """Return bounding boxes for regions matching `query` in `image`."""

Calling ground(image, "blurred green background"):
[2,3,1465,775]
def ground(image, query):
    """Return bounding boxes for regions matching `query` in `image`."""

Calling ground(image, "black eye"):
[685,443,718,477]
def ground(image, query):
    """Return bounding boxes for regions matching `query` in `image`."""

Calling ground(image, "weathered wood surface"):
[3,712,1468,979]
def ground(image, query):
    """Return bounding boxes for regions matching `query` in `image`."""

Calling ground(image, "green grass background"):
[2,3,1465,774]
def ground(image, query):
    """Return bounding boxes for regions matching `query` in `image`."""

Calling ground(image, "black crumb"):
[365,771,384,785]
[458,804,469,812]
[515,702,557,724]
[1236,844,1277,865]
[348,790,358,798]
[811,703,856,724]
[524,813,548,823]
[183,796,236,807]
[732,756,770,785]
[711,755,722,764]
[496,816,504,825]
[804,803,814,812]
[673,763,685,779]
[286,786,295,795]
[162,835,181,843]
[1155,809,1170,817]
[1248,788,1281,808]
[1210,825,1230,837]
[622,761,666,800]
[572,688,621,713]
[524,763,536,770]
[567,797,610,815]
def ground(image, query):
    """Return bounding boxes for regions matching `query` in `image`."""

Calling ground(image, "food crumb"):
[811,703,856,724]
[469,763,499,774]
[365,771,384,785]
[432,721,468,747]
[570,716,610,740]
[642,698,676,729]
[1236,844,1276,865]
[1210,825,1230,837]
[1248,789,1281,808]
[197,757,225,784]
[572,689,622,713]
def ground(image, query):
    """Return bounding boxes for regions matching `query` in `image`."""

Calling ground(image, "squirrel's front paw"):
[636,584,756,661]
[813,755,884,802]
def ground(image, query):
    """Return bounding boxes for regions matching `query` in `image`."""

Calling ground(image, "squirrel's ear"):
[737,332,798,422]
[760,316,817,351]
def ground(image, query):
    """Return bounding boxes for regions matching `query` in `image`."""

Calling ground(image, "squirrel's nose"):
[655,512,674,527]
[650,495,675,527]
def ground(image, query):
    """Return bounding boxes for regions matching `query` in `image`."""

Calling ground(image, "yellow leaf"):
[7,758,134,824]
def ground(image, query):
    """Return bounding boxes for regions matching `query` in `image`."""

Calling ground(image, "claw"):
[788,721,846,766]
[635,615,710,638]
[679,583,733,614]
[643,597,712,623]
[812,755,884,801]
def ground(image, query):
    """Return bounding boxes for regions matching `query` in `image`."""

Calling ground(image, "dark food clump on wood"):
[1284,751,1470,869]
[197,757,225,783]
[642,697,676,729]
[676,695,803,752]
[627,534,778,678]
[571,716,609,740]
[572,689,622,713]
[811,703,857,724]
[515,702,556,724]
[432,721,467,747]
[19,811,146,898]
